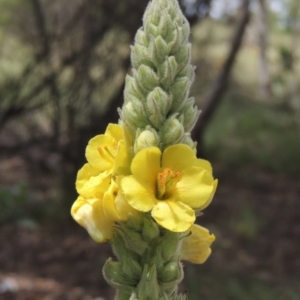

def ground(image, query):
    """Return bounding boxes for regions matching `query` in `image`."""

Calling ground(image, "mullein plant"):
[71,0,218,299]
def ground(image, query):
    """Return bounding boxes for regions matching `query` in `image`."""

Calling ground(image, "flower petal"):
[86,135,115,170]
[115,191,137,220]
[71,196,113,243]
[76,164,111,198]
[197,179,218,211]
[121,176,156,212]
[114,140,131,175]
[180,224,215,264]
[175,167,215,208]
[102,179,121,220]
[105,123,123,141]
[162,144,197,172]
[131,147,161,190]
[195,158,212,173]
[151,200,195,232]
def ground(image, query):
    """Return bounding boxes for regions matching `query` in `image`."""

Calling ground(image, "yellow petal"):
[114,140,131,175]
[180,224,215,264]
[115,191,137,220]
[76,163,98,190]
[121,176,156,212]
[85,135,115,171]
[198,179,218,211]
[175,167,215,208]
[102,179,121,220]
[71,196,113,243]
[151,200,195,232]
[76,165,111,198]
[162,144,197,172]
[105,123,123,141]
[131,147,161,191]
[195,158,212,173]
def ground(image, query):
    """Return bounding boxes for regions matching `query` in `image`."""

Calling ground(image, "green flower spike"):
[101,1,216,299]
[119,0,200,153]
[103,213,186,300]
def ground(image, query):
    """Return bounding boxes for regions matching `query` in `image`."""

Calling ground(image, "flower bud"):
[152,35,169,63]
[124,75,145,102]
[175,44,191,71]
[170,76,190,112]
[135,28,148,46]
[146,87,171,128]
[134,128,160,153]
[179,134,196,150]
[135,65,159,93]
[158,56,178,89]
[118,223,148,256]
[158,13,173,41]
[142,214,160,242]
[158,261,183,283]
[122,98,148,130]
[158,230,182,261]
[136,264,160,300]
[180,98,200,131]
[160,115,184,147]
[103,259,137,288]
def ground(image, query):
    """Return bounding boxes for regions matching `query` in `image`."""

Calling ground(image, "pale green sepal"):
[175,44,191,72]
[158,13,173,42]
[118,223,148,256]
[158,56,178,89]
[121,101,148,130]
[160,115,184,148]
[135,65,160,92]
[153,35,169,63]
[102,258,137,288]
[180,98,200,131]
[115,290,134,300]
[131,44,156,70]
[135,28,148,46]
[142,214,160,242]
[158,230,182,261]
[167,24,182,55]
[123,75,145,103]
[158,260,184,283]
[136,264,160,300]
[170,77,190,112]
[179,134,197,150]
[146,87,171,128]
[112,230,143,280]
[170,292,188,300]
[126,213,144,231]
[134,127,160,153]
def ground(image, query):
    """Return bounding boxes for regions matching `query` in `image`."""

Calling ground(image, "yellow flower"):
[85,123,131,175]
[180,224,215,264]
[71,179,134,242]
[71,123,135,242]
[121,144,218,232]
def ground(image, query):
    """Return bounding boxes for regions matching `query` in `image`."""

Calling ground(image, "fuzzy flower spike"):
[71,0,217,299]
[119,0,199,151]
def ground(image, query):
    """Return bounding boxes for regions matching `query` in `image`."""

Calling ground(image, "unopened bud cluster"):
[119,0,199,152]
[103,214,186,300]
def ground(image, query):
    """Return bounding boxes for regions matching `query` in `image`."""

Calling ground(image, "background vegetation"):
[0,0,299,299]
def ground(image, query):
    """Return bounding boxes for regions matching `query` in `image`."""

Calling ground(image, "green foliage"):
[279,45,294,71]
[0,0,22,27]
[204,92,300,175]
[0,182,28,224]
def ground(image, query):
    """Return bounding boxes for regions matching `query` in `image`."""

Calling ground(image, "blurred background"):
[0,0,299,299]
